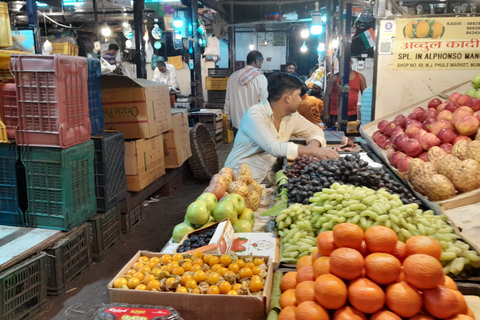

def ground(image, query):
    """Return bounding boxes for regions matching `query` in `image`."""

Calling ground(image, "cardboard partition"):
[125,135,165,192]
[164,109,192,169]
[108,251,273,320]
[101,75,173,139]
[176,219,234,254]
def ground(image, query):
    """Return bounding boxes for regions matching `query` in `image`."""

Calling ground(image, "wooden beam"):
[200,0,231,23]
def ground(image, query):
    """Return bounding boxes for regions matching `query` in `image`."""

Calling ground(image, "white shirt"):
[224,66,268,129]
[153,63,179,89]
[225,100,327,183]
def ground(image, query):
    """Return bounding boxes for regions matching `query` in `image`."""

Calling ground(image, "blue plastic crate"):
[92,132,127,212]
[0,144,27,226]
[87,58,104,135]
[21,140,97,230]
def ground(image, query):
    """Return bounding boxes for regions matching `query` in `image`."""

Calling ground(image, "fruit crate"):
[120,204,145,234]
[0,69,12,81]
[21,140,97,230]
[207,68,230,78]
[207,90,226,104]
[44,223,92,295]
[50,42,79,56]
[159,171,183,196]
[0,144,27,226]
[92,132,127,212]
[0,82,19,140]
[205,103,224,109]
[87,58,104,135]
[0,3,13,48]
[0,253,47,320]
[0,50,26,69]
[205,77,228,91]
[10,54,91,148]
[87,204,121,262]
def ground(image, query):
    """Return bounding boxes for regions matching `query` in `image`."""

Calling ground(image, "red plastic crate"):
[0,83,18,140]
[10,54,91,148]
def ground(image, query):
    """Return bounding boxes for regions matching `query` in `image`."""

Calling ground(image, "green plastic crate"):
[21,140,97,230]
[88,204,121,262]
[0,253,47,320]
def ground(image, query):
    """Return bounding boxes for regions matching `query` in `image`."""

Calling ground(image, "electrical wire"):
[389,0,408,16]
[38,11,88,29]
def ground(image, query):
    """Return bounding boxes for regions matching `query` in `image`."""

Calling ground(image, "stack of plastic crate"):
[87,58,105,135]
[205,68,230,109]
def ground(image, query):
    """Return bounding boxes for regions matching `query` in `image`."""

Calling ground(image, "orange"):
[365,253,402,285]
[313,257,330,278]
[348,278,385,314]
[297,255,313,271]
[443,275,459,290]
[447,316,475,320]
[408,315,435,320]
[386,281,422,317]
[296,301,329,320]
[329,248,364,280]
[371,311,402,320]
[397,270,405,282]
[295,281,316,304]
[405,236,442,260]
[333,223,364,249]
[467,308,476,320]
[358,241,370,257]
[278,306,296,320]
[281,272,298,292]
[364,226,398,254]
[312,249,322,261]
[423,286,459,319]
[317,231,337,256]
[296,266,315,283]
[403,254,444,289]
[280,289,297,308]
[392,241,407,262]
[334,306,367,320]
[453,289,468,315]
[314,274,347,309]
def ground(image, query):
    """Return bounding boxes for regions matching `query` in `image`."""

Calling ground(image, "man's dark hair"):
[246,50,264,65]
[108,44,119,51]
[156,61,166,68]
[286,61,297,68]
[267,73,304,102]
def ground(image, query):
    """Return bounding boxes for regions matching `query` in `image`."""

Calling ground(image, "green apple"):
[465,88,478,98]
[213,200,238,224]
[223,193,245,215]
[202,221,215,228]
[185,200,210,225]
[472,75,480,89]
[239,208,255,226]
[197,193,218,213]
[183,220,193,228]
[474,90,480,99]
[233,220,252,233]
[208,215,215,222]
[172,222,194,242]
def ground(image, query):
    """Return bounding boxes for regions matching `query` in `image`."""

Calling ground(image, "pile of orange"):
[113,252,267,295]
[279,223,475,320]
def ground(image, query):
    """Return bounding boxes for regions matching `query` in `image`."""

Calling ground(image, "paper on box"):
[164,109,192,168]
[231,233,278,262]
[176,220,235,255]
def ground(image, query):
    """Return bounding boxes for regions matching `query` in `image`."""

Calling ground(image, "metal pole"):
[133,0,146,79]
[187,1,195,99]
[324,0,335,79]
[338,1,352,133]
[228,3,235,74]
[26,0,42,54]
[191,0,203,106]
[93,0,100,41]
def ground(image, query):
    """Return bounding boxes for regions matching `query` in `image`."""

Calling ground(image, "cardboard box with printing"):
[164,109,192,168]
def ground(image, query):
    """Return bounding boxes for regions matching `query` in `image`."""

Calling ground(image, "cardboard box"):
[176,220,234,254]
[164,109,192,169]
[108,251,273,320]
[124,135,165,192]
[101,75,173,139]
[231,233,278,263]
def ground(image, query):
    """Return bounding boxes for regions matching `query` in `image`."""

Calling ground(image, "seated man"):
[153,61,180,92]
[225,73,339,184]
[297,85,323,125]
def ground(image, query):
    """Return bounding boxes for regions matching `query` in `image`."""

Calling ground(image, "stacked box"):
[88,204,121,262]
[121,204,145,234]
[87,58,105,135]
[0,83,18,140]
[188,109,223,144]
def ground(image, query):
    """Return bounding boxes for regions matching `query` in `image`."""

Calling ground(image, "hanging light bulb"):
[249,43,255,50]
[125,40,133,48]
[123,21,129,28]
[310,1,324,35]
[310,25,323,35]
[317,42,325,52]
[173,12,184,28]
[101,23,111,37]
[332,37,339,49]
[300,28,310,39]
[300,41,308,53]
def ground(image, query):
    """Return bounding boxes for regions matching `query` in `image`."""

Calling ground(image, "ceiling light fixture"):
[101,23,111,37]
[300,28,310,39]
[300,41,308,53]
[310,1,324,35]
[173,12,184,28]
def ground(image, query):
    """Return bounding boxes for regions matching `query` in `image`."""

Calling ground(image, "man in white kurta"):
[225,73,339,184]
[153,61,179,91]
[224,51,268,134]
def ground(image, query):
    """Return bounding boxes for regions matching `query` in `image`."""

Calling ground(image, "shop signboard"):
[392,17,480,70]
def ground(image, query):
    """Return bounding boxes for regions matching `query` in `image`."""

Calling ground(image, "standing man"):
[102,44,119,66]
[153,61,180,91]
[224,51,268,135]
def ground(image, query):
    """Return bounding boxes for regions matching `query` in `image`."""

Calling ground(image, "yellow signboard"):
[393,17,480,70]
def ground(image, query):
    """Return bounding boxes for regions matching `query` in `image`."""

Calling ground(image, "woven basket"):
[189,123,219,180]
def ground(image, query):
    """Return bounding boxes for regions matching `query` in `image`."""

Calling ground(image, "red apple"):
[390,127,405,142]
[372,131,382,142]
[476,111,480,123]
[390,151,406,168]
[405,124,422,138]
[398,156,413,173]
[407,113,420,121]
[430,120,454,135]
[414,129,428,141]
[422,118,437,132]
[457,94,472,106]
[439,143,453,154]
[418,152,428,162]
[403,138,423,157]
[437,102,448,112]
[384,121,397,136]
[455,115,480,136]
[387,147,396,159]
[420,109,438,122]
[453,135,472,144]
[376,134,389,149]
[437,110,453,121]
[452,110,473,123]
[394,114,407,129]
[437,128,457,144]
[419,132,441,150]
[377,120,389,133]
[449,92,461,102]
[456,105,474,114]
[468,98,480,112]
[394,134,409,151]
[406,119,422,128]
[428,98,443,110]
[445,101,460,113]
[413,107,425,114]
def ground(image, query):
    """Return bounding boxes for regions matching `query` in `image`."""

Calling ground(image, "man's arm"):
[224,79,232,121]
[152,67,161,82]
[292,113,327,147]
[257,75,269,102]
[359,73,367,94]
[323,74,337,122]
[169,65,180,89]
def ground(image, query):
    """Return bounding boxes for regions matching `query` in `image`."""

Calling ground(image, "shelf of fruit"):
[268,224,477,320]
